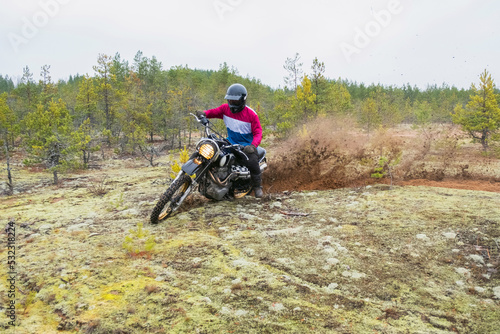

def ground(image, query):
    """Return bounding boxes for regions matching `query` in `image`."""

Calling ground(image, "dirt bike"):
[150,113,267,224]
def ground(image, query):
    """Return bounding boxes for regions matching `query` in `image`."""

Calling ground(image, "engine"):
[202,164,251,200]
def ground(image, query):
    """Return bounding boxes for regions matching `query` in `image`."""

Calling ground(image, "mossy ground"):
[1,156,499,333]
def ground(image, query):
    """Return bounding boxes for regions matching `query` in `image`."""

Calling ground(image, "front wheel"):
[150,173,192,224]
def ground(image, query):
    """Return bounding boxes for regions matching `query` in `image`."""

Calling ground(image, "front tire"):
[150,173,192,224]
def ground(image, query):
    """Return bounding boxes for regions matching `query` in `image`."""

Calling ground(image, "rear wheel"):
[150,173,192,224]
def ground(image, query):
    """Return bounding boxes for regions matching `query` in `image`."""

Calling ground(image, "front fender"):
[182,159,203,176]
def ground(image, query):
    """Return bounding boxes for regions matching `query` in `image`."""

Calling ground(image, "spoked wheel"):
[150,173,192,224]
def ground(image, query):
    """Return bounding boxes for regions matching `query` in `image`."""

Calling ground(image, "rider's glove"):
[196,111,208,125]
[243,144,257,155]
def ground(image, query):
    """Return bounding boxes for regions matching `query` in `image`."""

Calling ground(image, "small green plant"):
[109,192,127,211]
[22,291,37,315]
[371,152,402,188]
[371,156,389,179]
[122,223,156,258]
[170,146,190,179]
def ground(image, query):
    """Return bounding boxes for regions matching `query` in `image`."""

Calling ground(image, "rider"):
[197,83,264,198]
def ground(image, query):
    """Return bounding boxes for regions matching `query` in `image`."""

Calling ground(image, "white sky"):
[0,0,499,89]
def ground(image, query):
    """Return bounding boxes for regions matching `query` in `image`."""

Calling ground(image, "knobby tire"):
[150,173,192,224]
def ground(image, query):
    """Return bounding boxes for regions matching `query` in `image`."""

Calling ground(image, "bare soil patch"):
[400,178,500,193]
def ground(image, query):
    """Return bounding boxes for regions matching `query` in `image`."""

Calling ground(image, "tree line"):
[1,51,499,192]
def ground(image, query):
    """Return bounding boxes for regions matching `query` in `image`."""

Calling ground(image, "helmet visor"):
[228,99,244,107]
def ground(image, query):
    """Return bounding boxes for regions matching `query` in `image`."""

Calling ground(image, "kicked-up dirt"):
[263,117,500,194]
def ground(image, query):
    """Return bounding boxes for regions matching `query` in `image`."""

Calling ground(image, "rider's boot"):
[251,173,263,198]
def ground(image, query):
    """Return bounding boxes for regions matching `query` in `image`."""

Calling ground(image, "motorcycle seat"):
[257,146,266,160]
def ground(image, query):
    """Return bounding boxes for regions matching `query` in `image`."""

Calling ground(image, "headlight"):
[196,139,219,161]
[199,143,215,160]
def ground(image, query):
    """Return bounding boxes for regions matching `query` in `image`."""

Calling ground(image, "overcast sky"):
[1,0,499,90]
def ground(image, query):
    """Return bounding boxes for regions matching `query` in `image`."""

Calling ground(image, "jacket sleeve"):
[204,104,226,119]
[251,113,263,147]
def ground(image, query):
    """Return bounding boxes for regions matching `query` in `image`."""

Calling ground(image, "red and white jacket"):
[204,104,262,147]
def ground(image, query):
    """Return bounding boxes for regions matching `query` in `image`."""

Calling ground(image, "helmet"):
[225,83,247,113]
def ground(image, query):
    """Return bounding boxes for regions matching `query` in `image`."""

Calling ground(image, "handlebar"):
[191,112,207,124]
[190,113,248,161]
[190,113,226,141]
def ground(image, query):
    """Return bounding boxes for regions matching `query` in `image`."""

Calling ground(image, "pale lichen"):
[1,161,499,333]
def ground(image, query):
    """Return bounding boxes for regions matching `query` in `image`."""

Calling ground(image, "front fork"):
[170,171,197,212]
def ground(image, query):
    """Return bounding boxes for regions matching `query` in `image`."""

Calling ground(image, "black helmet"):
[225,83,247,113]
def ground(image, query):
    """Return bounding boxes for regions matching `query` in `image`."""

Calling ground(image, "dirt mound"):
[263,116,500,193]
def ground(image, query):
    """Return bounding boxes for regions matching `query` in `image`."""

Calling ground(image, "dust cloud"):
[263,116,500,193]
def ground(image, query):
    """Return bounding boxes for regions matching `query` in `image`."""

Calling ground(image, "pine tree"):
[452,70,500,150]
[132,51,165,141]
[75,75,98,125]
[166,86,194,149]
[93,54,123,132]
[0,93,17,194]
[326,80,352,114]
[23,99,74,184]
[414,100,432,125]
[283,53,303,95]
[270,89,294,138]
[358,97,381,134]
[72,118,101,167]
[310,58,328,112]
[118,73,151,153]
[295,75,317,119]
[0,75,15,93]
[112,52,130,86]
[39,65,57,106]
[12,66,38,122]
[368,87,402,128]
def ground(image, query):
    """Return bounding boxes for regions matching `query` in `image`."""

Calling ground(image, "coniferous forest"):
[0,51,494,185]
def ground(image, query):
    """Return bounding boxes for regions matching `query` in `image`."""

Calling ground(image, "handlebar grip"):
[200,116,209,125]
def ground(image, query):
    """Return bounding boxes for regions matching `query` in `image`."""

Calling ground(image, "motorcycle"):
[150,113,267,224]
